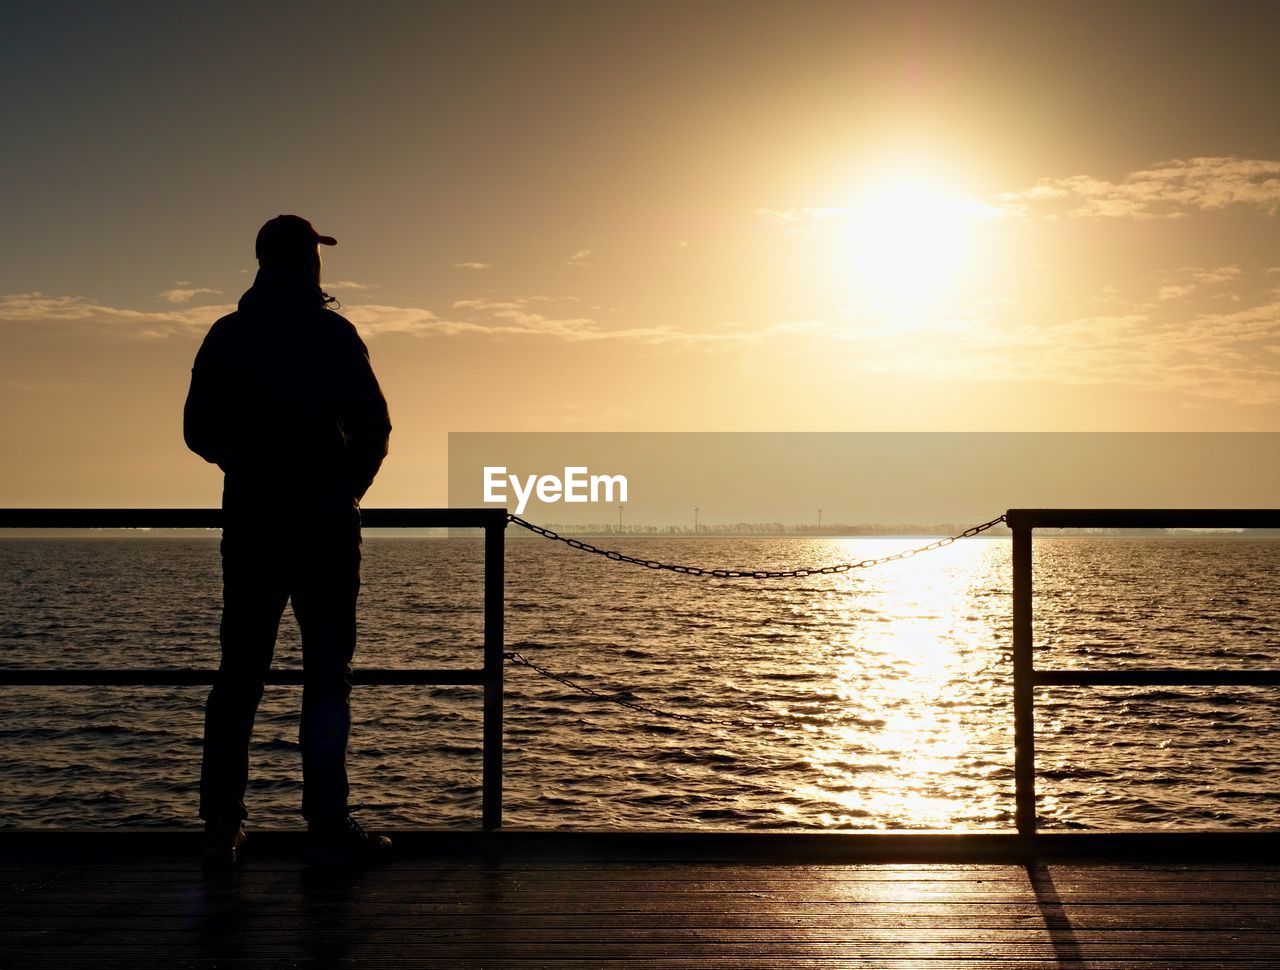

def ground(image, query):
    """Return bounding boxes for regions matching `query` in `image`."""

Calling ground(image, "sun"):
[839,174,983,313]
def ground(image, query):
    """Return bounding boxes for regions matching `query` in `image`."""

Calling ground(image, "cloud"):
[351,300,612,342]
[0,292,231,338]
[157,285,220,303]
[452,298,525,312]
[567,249,592,267]
[342,304,451,338]
[997,156,1280,220]
[325,280,379,292]
[359,294,831,346]
[1190,265,1242,285]
[755,206,846,235]
[855,286,1280,406]
[11,277,1280,406]
[1148,266,1244,305]
[452,262,492,270]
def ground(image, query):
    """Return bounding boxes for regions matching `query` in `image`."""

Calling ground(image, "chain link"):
[506,513,1007,578]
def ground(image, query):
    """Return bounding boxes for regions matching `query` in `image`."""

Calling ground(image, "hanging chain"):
[503,513,1011,726]
[506,512,1007,578]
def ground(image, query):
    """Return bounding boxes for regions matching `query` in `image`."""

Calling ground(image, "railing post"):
[1011,515,1036,838]
[482,512,506,831]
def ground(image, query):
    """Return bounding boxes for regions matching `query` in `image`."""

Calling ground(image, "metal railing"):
[1007,508,1280,836]
[0,508,508,830]
[4,506,1280,839]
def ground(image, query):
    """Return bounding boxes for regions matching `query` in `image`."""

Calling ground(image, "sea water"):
[1,534,1277,830]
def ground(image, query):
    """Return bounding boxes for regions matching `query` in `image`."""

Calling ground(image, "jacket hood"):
[238,268,329,314]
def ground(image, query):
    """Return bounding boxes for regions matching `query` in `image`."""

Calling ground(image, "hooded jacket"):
[184,272,391,518]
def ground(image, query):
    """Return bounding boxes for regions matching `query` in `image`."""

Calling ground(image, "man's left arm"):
[184,325,229,469]
[340,325,392,502]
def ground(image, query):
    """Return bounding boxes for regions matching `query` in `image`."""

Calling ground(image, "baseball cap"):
[255,214,337,262]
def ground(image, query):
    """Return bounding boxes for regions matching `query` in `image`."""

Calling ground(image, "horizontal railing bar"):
[0,509,221,529]
[0,508,509,530]
[0,668,487,687]
[1035,668,1280,687]
[1007,508,1280,530]
[364,508,509,529]
[13,507,1275,531]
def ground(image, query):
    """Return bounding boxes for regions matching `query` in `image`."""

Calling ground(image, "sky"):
[3,0,1280,508]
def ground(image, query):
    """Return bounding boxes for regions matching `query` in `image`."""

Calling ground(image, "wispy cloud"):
[157,284,220,303]
[755,206,845,234]
[1190,265,1242,285]
[566,249,592,267]
[854,284,1280,406]
[0,292,231,339]
[351,301,613,342]
[9,280,1280,407]
[0,284,814,347]
[997,156,1280,220]
[325,280,379,292]
[452,261,492,270]
[343,275,1280,404]
[452,298,526,312]
[1148,266,1244,305]
[363,294,829,346]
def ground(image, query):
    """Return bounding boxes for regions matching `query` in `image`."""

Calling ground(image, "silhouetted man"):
[185,215,392,869]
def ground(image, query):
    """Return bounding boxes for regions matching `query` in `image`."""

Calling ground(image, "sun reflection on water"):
[795,537,1008,829]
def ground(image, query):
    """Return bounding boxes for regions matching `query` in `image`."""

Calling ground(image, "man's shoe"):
[303,815,393,869]
[202,821,247,872]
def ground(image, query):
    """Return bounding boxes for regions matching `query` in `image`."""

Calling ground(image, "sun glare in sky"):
[840,173,985,314]
[4,3,1280,507]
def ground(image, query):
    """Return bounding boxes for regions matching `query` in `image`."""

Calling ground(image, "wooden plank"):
[7,856,1273,874]
[6,923,1278,944]
[3,856,1277,969]
[8,939,1280,959]
[8,958,1274,970]
[18,866,1275,896]
[10,865,1280,890]
[9,870,1280,899]
[8,829,1280,863]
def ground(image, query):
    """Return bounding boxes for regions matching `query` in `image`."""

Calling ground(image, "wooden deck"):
[3,835,1279,968]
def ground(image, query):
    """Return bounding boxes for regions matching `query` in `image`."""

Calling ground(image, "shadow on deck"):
[3,831,1279,968]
